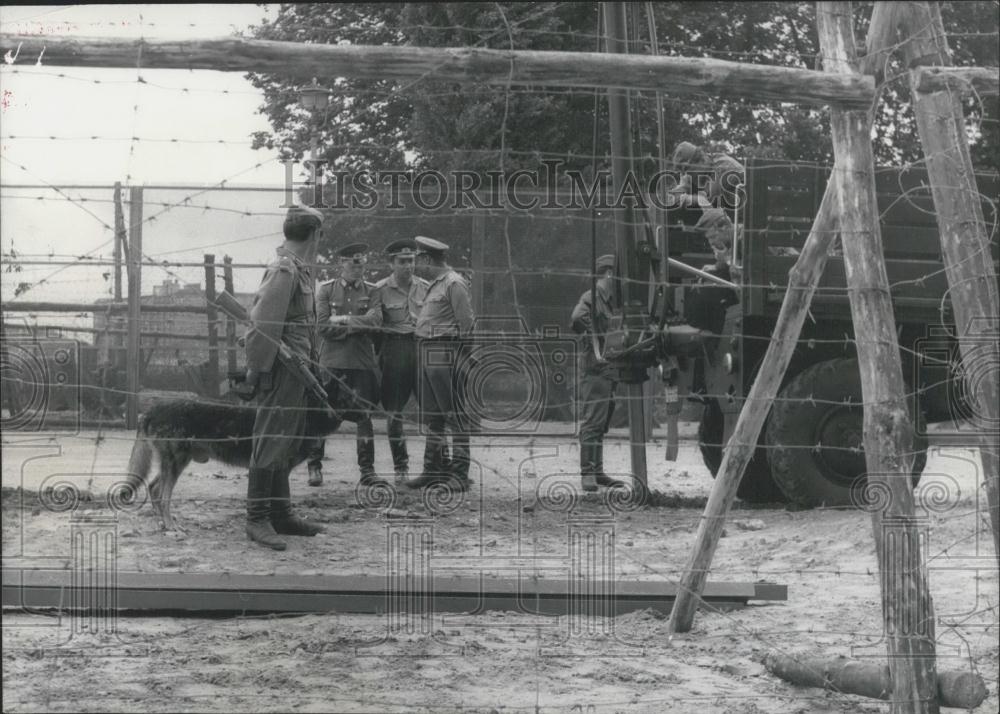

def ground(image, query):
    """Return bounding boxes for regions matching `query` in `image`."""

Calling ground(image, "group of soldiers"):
[238,140,742,550]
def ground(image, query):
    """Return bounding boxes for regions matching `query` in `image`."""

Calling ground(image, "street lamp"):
[298,78,329,205]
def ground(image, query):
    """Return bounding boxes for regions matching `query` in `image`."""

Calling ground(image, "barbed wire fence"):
[1,4,999,711]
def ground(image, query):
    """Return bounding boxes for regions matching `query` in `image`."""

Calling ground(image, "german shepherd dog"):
[124,400,341,530]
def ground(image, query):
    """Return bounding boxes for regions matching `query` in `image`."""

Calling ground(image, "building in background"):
[93,278,253,367]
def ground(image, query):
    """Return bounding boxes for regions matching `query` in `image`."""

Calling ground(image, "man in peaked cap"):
[407,235,477,492]
[242,203,326,551]
[367,238,431,484]
[570,253,626,493]
[305,241,384,487]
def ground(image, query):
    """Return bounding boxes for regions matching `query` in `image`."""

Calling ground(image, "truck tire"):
[698,399,789,503]
[765,358,926,508]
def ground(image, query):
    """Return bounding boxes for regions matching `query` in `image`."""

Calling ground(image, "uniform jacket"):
[245,246,314,372]
[571,278,618,375]
[316,276,379,372]
[369,273,430,336]
[414,269,475,340]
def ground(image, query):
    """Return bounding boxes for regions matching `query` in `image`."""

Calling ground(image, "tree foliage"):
[246,1,998,176]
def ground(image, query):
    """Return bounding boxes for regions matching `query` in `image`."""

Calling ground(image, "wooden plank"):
[222,257,238,375]
[0,33,875,109]
[1,569,786,616]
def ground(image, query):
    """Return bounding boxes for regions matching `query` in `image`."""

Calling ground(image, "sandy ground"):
[2,424,998,713]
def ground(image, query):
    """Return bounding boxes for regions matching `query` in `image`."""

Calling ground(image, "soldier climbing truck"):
[664,158,999,508]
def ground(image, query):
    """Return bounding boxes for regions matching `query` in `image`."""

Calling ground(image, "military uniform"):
[571,254,625,492]
[306,242,383,485]
[671,141,744,209]
[244,204,325,550]
[369,239,430,479]
[408,236,476,490]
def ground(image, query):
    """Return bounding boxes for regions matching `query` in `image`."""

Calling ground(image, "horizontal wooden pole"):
[914,66,999,96]
[2,301,207,314]
[21,323,224,343]
[764,653,987,709]
[0,33,875,108]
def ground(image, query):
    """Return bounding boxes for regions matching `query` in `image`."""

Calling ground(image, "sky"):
[0,4,303,320]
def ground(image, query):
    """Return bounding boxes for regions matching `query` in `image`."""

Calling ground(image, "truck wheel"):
[698,399,788,503]
[765,358,926,508]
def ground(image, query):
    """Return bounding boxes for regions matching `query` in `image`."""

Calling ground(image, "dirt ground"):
[2,424,997,713]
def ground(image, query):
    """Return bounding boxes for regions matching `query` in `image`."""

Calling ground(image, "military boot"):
[271,468,324,536]
[406,432,447,489]
[246,468,286,551]
[388,419,410,485]
[580,443,598,492]
[448,434,474,491]
[357,435,386,486]
[307,462,323,487]
[593,441,625,488]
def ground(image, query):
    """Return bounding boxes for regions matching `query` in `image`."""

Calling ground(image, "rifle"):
[212,290,337,417]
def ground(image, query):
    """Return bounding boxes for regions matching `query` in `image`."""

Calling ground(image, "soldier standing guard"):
[571,254,627,493]
[306,242,384,487]
[243,205,326,551]
[368,239,430,485]
[407,236,476,492]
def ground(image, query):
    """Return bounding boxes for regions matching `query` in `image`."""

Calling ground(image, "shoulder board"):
[274,255,296,273]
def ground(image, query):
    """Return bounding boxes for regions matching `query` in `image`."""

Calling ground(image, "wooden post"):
[895,0,1000,565]
[203,254,220,398]
[764,654,987,710]
[125,187,143,430]
[668,0,907,636]
[0,33,876,109]
[222,256,238,375]
[112,182,126,367]
[603,1,648,489]
[816,4,938,712]
[470,212,485,317]
[913,66,1000,96]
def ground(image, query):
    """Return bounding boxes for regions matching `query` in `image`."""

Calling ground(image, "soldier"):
[669,141,744,210]
[685,207,740,335]
[306,242,383,487]
[571,254,627,493]
[368,239,430,485]
[406,236,476,491]
[243,205,326,551]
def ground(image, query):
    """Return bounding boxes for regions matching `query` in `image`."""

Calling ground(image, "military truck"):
[668,158,999,507]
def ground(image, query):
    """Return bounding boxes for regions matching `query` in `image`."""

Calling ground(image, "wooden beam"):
[914,66,1000,96]
[2,568,786,616]
[764,653,987,710]
[817,4,939,713]
[0,33,875,109]
[859,2,903,84]
[126,187,143,431]
[898,2,1000,565]
[1,301,208,315]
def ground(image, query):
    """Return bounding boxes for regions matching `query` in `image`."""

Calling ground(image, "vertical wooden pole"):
[817,4,938,712]
[203,254,220,398]
[471,212,485,317]
[112,182,126,367]
[222,256,238,375]
[603,0,648,488]
[896,0,1000,565]
[125,187,143,430]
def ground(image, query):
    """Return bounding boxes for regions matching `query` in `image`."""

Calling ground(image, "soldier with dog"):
[242,204,327,550]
